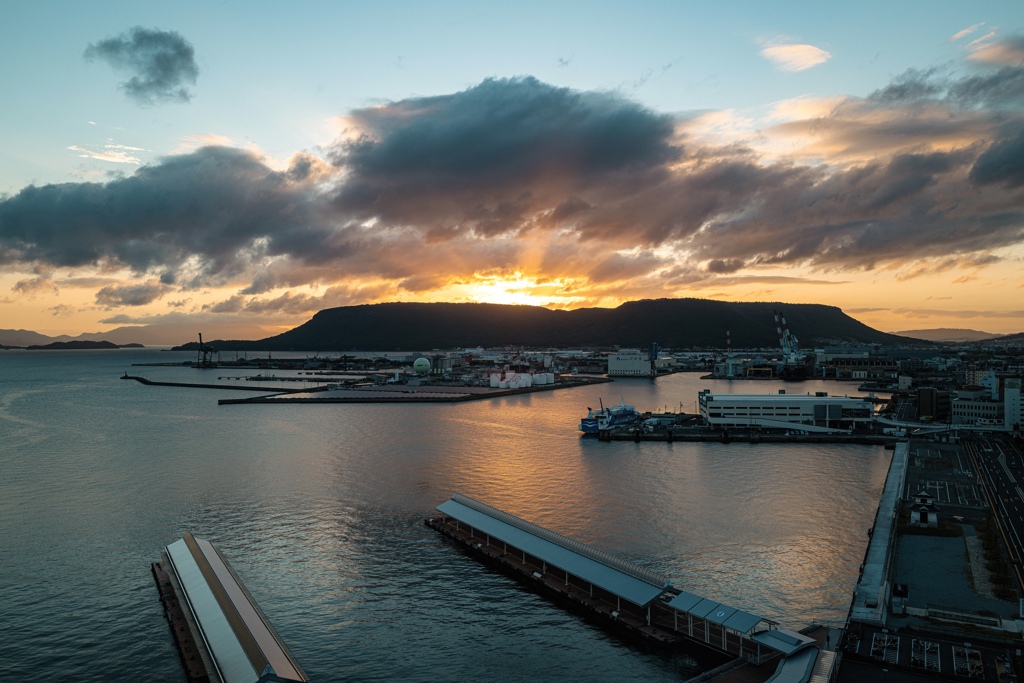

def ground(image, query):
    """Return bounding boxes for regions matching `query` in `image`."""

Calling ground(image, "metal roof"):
[666,591,765,635]
[165,532,307,683]
[667,590,703,613]
[722,609,765,633]
[751,627,817,657]
[437,494,671,608]
[705,605,738,625]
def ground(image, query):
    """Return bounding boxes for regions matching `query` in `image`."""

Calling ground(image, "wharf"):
[121,374,302,393]
[216,377,610,405]
[594,426,898,445]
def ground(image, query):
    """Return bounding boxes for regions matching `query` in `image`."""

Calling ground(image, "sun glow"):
[448,272,588,308]
[460,273,546,306]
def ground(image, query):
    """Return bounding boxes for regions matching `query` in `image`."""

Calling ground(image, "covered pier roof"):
[437,493,671,608]
[164,532,307,683]
[667,590,766,634]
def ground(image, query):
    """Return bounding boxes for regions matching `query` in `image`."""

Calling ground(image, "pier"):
[591,425,899,445]
[426,493,825,681]
[154,532,307,683]
[121,374,305,393]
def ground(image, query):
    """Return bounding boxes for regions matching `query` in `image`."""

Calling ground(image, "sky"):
[2,1,1024,341]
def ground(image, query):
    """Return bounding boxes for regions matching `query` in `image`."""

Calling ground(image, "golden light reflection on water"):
[3,350,895,681]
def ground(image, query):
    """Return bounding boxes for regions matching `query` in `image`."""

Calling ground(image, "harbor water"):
[0,349,891,681]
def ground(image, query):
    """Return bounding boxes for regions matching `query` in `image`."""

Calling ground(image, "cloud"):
[705,259,745,274]
[968,35,1024,65]
[13,276,58,296]
[84,27,198,105]
[869,63,1024,109]
[68,143,145,164]
[331,76,679,238]
[760,44,832,72]
[1,69,1024,310]
[0,146,329,283]
[95,280,172,307]
[970,127,1024,187]
[952,23,985,42]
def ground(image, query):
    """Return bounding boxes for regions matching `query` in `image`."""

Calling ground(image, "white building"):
[950,378,1022,431]
[608,349,652,377]
[951,387,1003,426]
[698,390,874,433]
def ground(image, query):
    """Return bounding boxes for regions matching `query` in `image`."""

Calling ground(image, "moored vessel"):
[579,398,641,434]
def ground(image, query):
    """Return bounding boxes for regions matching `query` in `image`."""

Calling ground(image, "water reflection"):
[0,351,890,681]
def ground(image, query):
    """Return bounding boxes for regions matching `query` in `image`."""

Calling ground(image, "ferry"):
[579,398,640,434]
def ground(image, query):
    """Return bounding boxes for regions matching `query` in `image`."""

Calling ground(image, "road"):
[965,435,1024,596]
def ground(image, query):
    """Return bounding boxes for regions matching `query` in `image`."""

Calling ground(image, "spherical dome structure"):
[413,357,431,374]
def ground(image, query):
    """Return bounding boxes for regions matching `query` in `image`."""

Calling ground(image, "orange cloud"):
[760,44,832,72]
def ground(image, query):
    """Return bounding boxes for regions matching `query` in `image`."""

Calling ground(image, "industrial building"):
[155,532,307,683]
[607,348,653,376]
[815,351,899,381]
[698,390,874,433]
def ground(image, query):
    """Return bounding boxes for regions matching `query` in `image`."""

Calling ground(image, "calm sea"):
[0,349,890,681]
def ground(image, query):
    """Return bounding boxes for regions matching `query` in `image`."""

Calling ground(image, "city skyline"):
[2,1,1023,339]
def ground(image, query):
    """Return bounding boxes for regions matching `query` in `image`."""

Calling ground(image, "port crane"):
[195,333,216,368]
[773,310,814,379]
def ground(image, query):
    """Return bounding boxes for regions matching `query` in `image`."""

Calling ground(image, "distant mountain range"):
[893,328,1001,343]
[0,323,272,348]
[174,299,930,351]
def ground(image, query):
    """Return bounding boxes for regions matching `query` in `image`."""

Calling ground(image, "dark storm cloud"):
[870,67,946,103]
[95,281,170,307]
[0,147,327,282]
[869,62,1024,109]
[331,76,679,234]
[85,27,198,104]
[971,127,1024,186]
[688,149,1024,270]
[706,259,745,274]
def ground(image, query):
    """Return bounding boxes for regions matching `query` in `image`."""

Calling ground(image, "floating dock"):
[426,494,823,680]
[153,532,307,683]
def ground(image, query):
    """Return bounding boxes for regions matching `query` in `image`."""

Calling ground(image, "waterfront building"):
[697,390,873,433]
[607,348,652,377]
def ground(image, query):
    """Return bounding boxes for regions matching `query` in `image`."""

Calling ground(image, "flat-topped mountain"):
[180,299,924,351]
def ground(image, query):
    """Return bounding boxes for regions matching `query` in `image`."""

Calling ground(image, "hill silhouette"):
[182,299,922,351]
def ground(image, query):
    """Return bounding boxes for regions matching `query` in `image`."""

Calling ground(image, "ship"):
[579,398,641,434]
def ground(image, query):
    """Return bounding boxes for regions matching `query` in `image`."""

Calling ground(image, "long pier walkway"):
[427,493,822,682]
